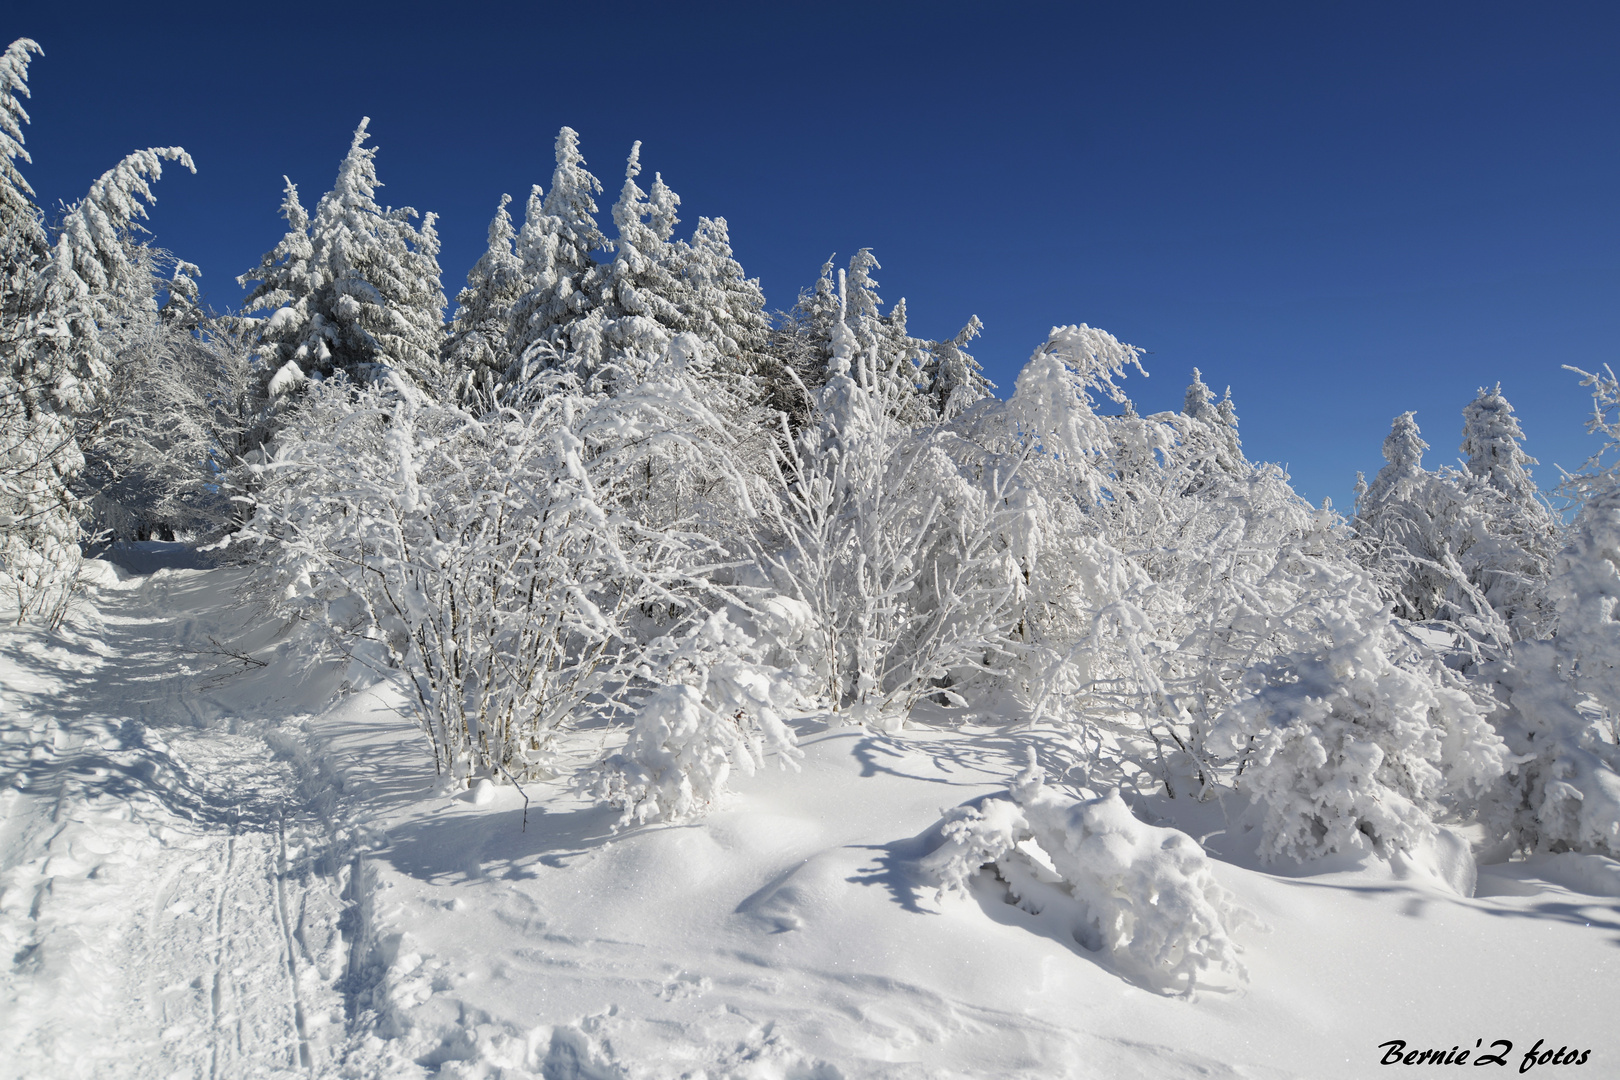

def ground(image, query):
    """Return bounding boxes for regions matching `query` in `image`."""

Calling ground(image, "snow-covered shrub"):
[763,278,1024,719]
[1209,559,1507,862]
[583,611,802,825]
[238,344,760,785]
[922,755,1249,995]
[1488,640,1620,856]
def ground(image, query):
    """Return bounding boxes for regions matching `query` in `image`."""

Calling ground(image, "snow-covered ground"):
[4,554,1619,1079]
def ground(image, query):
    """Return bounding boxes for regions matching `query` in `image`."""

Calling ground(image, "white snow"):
[3,555,1619,1078]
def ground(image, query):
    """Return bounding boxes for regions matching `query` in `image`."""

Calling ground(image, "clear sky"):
[8,0,1618,511]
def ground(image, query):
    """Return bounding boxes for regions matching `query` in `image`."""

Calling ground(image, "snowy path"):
[0,560,363,1079]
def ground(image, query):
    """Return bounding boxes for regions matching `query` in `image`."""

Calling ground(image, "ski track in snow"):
[0,562,364,1079]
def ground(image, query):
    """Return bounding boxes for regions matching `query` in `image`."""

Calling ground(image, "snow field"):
[4,558,1620,1079]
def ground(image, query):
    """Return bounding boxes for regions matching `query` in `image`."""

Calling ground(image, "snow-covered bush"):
[763,276,1024,719]
[1209,559,1507,862]
[583,611,802,825]
[922,755,1249,995]
[238,342,761,785]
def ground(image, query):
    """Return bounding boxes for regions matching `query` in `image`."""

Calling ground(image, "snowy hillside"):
[3,554,1617,1079]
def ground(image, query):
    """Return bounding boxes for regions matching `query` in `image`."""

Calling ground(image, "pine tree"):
[677,215,769,373]
[1455,384,1558,638]
[509,127,607,371]
[442,194,524,400]
[239,118,445,395]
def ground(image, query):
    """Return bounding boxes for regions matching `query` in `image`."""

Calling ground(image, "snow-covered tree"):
[443,193,525,401]
[923,314,992,420]
[843,249,933,422]
[565,140,689,393]
[676,215,769,373]
[1479,366,1620,856]
[77,281,258,542]
[238,118,445,396]
[509,127,607,371]
[1455,384,1558,639]
[1179,369,1245,482]
[0,37,62,619]
[0,37,193,619]
[1353,412,1465,623]
[1354,394,1556,644]
[769,250,945,426]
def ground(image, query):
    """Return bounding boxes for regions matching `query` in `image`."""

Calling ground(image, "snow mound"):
[920,756,1252,995]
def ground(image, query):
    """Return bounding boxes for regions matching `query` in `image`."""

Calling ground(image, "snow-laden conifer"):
[1485,513,1620,856]
[3,111,193,619]
[677,215,769,372]
[770,251,945,426]
[509,127,606,371]
[238,119,445,394]
[1177,369,1245,483]
[1353,412,1461,622]
[443,193,525,401]
[1455,384,1558,639]
[1479,367,1620,855]
[565,141,689,393]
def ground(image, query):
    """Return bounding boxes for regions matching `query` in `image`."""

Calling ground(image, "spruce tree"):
[443,193,525,400]
[509,127,607,371]
[1457,384,1558,638]
[677,215,769,373]
[239,118,445,394]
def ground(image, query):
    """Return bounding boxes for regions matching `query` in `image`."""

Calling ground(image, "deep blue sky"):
[8,1,1618,510]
